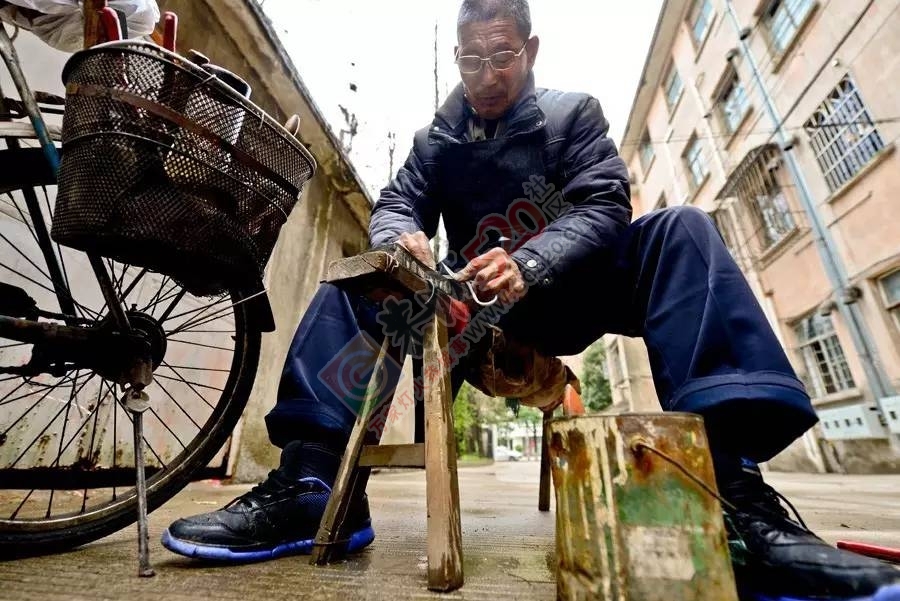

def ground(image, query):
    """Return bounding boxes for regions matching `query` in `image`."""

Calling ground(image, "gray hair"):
[457,0,532,41]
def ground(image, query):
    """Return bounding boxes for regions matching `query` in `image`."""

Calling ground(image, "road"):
[1,462,899,600]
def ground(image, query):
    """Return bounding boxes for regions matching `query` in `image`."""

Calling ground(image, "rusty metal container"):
[547,413,738,601]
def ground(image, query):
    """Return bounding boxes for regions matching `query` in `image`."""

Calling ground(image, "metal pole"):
[722,1,894,405]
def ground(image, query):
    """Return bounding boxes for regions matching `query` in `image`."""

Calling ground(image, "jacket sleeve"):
[368,129,440,248]
[510,96,632,287]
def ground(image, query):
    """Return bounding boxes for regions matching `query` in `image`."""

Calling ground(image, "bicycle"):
[0,4,315,573]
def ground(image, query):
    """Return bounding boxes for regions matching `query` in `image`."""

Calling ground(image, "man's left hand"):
[454,248,527,305]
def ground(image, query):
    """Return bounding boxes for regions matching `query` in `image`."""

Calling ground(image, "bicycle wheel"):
[0,137,263,555]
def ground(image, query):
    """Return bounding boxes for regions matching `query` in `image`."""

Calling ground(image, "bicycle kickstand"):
[123,387,155,577]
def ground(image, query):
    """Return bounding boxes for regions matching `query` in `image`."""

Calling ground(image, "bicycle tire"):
[0,144,264,557]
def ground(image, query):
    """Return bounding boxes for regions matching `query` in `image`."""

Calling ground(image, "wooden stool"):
[309,245,586,592]
[310,246,463,592]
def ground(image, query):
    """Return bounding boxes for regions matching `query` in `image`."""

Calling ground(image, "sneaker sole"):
[745,583,900,601]
[160,525,375,562]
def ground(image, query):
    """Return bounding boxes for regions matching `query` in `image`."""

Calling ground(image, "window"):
[654,192,668,211]
[717,71,750,133]
[805,75,884,192]
[684,136,708,189]
[725,146,796,251]
[639,130,655,172]
[751,186,795,249]
[879,270,900,333]
[663,64,683,111]
[690,0,714,46]
[764,0,814,53]
[795,313,855,398]
[607,344,623,387]
[712,208,741,259]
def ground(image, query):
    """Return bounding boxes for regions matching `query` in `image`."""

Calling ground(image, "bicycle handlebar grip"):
[163,12,178,52]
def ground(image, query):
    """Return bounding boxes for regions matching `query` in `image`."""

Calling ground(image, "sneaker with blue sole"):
[161,443,374,563]
[742,584,900,601]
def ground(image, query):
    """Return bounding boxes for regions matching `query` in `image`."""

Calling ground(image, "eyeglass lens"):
[457,50,519,74]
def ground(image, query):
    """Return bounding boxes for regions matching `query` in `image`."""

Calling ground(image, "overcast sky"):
[259,0,663,200]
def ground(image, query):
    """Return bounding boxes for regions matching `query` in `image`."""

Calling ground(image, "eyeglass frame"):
[454,42,528,75]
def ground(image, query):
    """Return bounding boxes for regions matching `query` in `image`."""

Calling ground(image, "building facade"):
[612,0,900,473]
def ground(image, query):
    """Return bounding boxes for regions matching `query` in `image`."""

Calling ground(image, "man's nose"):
[477,63,499,86]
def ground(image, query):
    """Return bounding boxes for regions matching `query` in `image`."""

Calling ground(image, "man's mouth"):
[478,95,503,106]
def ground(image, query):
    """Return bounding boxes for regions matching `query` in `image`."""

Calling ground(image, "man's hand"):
[454,248,526,305]
[396,231,436,269]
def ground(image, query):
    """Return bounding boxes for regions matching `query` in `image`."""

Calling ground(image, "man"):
[162,1,899,598]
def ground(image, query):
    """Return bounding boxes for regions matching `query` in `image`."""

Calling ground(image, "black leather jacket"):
[369,73,632,289]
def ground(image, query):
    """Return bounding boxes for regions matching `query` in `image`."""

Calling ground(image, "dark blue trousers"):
[266,206,817,463]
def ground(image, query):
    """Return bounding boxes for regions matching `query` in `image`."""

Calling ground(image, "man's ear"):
[526,36,539,69]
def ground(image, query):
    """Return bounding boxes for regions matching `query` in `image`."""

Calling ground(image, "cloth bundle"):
[0,0,159,52]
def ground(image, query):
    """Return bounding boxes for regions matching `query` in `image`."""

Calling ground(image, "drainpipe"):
[722,1,895,413]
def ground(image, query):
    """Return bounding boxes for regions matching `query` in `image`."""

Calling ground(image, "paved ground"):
[2,462,900,600]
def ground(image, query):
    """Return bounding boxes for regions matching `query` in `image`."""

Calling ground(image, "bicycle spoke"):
[148,406,187,450]
[0,259,58,297]
[161,364,231,373]
[0,342,28,349]
[1,385,59,435]
[166,338,234,353]
[141,283,181,316]
[0,378,29,404]
[154,372,223,393]
[9,488,35,520]
[8,373,94,468]
[119,267,148,303]
[112,378,118,501]
[40,186,74,309]
[154,379,203,431]
[0,230,52,284]
[0,377,74,408]
[158,361,217,411]
[46,370,80,518]
[146,276,171,313]
[163,294,232,330]
[2,191,39,248]
[45,380,120,477]
[165,293,255,335]
[119,408,167,467]
[81,380,108,513]
[155,289,187,322]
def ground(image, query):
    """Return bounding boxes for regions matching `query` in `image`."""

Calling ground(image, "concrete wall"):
[612,0,900,473]
[155,0,372,481]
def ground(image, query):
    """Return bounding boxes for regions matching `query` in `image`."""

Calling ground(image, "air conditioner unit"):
[817,404,889,441]
[879,396,900,435]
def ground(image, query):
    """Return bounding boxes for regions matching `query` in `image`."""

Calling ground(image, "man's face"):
[455,18,538,120]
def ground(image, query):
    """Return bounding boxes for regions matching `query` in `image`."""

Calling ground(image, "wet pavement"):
[2,462,899,600]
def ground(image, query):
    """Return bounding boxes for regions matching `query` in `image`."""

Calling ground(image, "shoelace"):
[725,479,810,532]
[223,470,313,509]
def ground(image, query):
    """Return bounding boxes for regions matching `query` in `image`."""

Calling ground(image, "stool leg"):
[538,409,554,512]
[423,311,464,592]
[311,338,392,565]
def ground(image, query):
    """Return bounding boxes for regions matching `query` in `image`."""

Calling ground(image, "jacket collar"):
[430,71,545,142]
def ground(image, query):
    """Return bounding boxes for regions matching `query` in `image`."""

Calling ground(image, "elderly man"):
[162,1,899,598]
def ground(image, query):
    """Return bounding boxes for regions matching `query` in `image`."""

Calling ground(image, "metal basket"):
[51,41,317,296]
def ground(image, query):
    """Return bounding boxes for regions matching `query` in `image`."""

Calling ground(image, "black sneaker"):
[722,465,900,600]
[161,442,374,562]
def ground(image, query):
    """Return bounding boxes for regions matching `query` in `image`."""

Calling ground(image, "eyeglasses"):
[455,43,527,75]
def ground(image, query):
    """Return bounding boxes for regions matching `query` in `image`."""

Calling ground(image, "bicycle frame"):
[0,23,132,331]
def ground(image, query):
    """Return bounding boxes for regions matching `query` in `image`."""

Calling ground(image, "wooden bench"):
[309,244,584,592]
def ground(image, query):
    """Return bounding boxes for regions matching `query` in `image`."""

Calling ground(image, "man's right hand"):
[396,231,435,270]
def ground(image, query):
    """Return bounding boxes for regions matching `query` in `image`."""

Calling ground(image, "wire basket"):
[51,41,317,296]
